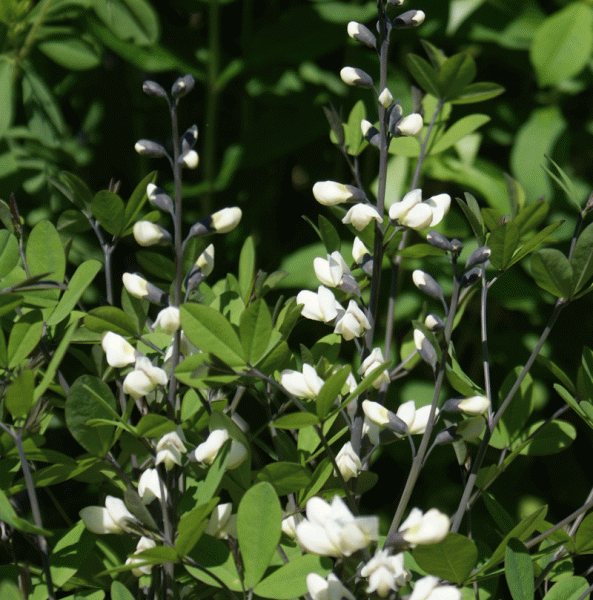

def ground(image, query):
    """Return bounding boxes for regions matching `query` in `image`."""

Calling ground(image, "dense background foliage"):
[2,0,593,598]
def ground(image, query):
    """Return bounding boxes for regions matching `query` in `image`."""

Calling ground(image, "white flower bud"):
[181,149,199,169]
[204,503,237,539]
[396,113,424,136]
[394,9,425,28]
[142,80,167,98]
[334,300,371,340]
[171,74,195,98]
[442,395,490,416]
[414,329,437,367]
[122,273,165,303]
[312,181,365,206]
[340,66,374,88]
[378,88,394,108]
[196,244,215,276]
[134,139,167,157]
[465,246,492,269]
[133,221,171,246]
[155,431,186,471]
[280,364,324,399]
[307,573,356,600]
[194,429,247,469]
[362,399,394,426]
[426,230,452,251]
[146,183,174,214]
[399,507,450,546]
[424,313,444,332]
[210,207,242,233]
[412,270,443,300]
[410,576,462,600]
[101,331,136,368]
[126,536,157,577]
[80,496,139,535]
[347,21,376,47]
[352,236,371,264]
[123,356,168,399]
[359,348,390,388]
[360,549,410,597]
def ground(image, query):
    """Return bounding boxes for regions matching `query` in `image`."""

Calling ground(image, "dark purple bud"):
[393,10,425,29]
[171,74,195,98]
[135,139,167,158]
[426,230,452,252]
[465,246,491,270]
[142,80,168,99]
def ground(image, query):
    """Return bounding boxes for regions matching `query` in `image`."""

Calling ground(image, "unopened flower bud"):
[180,149,199,169]
[414,329,437,368]
[138,468,167,504]
[340,67,374,88]
[352,236,371,264]
[313,181,365,206]
[465,246,491,270]
[142,80,167,99]
[210,207,242,233]
[133,221,171,246]
[396,113,424,136]
[342,203,383,231]
[180,124,198,151]
[347,21,376,47]
[412,270,443,300]
[424,313,444,332]
[196,243,215,276]
[171,74,195,98]
[102,331,137,368]
[426,230,452,252]
[378,88,394,108]
[122,273,166,304]
[135,139,167,157]
[442,395,490,416]
[450,239,463,254]
[460,266,481,287]
[393,10,425,29]
[434,427,458,445]
[387,0,404,5]
[146,183,174,214]
[334,441,362,481]
[155,431,186,470]
[153,306,180,334]
[361,119,380,147]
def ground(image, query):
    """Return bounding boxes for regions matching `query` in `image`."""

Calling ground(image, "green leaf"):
[530,3,593,87]
[254,555,332,599]
[238,482,282,588]
[450,81,505,104]
[85,306,137,336]
[175,353,240,389]
[431,114,490,155]
[65,375,118,456]
[413,533,478,584]
[181,303,245,367]
[318,215,340,253]
[255,463,312,496]
[507,221,564,268]
[439,53,477,101]
[343,100,366,155]
[0,582,20,600]
[92,0,159,45]
[134,414,176,438]
[541,576,590,600]
[456,193,485,244]
[26,220,66,284]
[53,171,93,210]
[0,59,15,136]
[136,250,175,282]
[273,412,319,429]
[570,221,593,294]
[406,53,441,97]
[7,310,43,369]
[575,513,593,554]
[505,538,534,600]
[186,536,241,590]
[38,34,101,70]
[240,298,273,365]
[47,259,102,326]
[111,581,135,600]
[0,230,19,278]
[0,488,52,536]
[531,249,573,298]
[239,236,256,304]
[6,369,35,419]
[316,365,351,420]
[122,170,157,233]
[483,491,515,535]
[92,190,125,236]
[519,420,576,455]
[488,221,520,271]
[175,499,219,557]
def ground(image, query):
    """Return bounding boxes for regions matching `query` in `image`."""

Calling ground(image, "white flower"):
[133,221,171,246]
[409,576,462,600]
[280,364,324,399]
[204,503,237,539]
[313,181,365,206]
[389,189,451,230]
[399,508,450,546]
[359,348,390,388]
[123,356,168,399]
[210,207,242,233]
[334,441,361,481]
[126,536,157,577]
[306,572,356,600]
[396,113,424,136]
[193,429,248,469]
[334,300,371,340]
[155,431,187,471]
[281,513,298,538]
[342,203,383,231]
[360,549,410,597]
[314,251,349,287]
[153,306,180,334]
[138,468,167,504]
[296,286,341,323]
[396,400,437,435]
[101,331,137,368]
[295,496,379,556]
[362,399,392,426]
[80,495,138,535]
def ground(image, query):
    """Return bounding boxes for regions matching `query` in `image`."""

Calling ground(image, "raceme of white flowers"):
[295,495,378,557]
